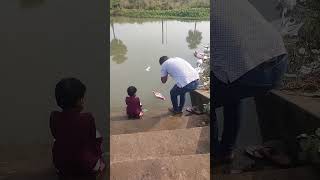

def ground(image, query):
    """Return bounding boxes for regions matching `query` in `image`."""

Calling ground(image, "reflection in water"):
[161,20,168,44]
[19,0,45,8]
[162,20,164,44]
[110,39,128,64]
[110,21,128,64]
[186,22,202,49]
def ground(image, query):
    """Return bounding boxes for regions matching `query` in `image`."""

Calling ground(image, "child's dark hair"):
[127,86,137,97]
[55,78,86,109]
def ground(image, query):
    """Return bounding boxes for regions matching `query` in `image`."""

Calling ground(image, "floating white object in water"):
[145,66,151,71]
[152,91,165,100]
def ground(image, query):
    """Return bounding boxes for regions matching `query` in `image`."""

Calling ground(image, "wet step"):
[110,108,171,121]
[110,154,210,180]
[212,166,319,180]
[110,114,208,135]
[110,126,209,163]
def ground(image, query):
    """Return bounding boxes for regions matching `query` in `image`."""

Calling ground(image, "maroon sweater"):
[49,110,102,175]
[125,96,142,118]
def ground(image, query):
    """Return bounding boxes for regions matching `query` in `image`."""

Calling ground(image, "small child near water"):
[126,86,143,119]
[50,78,105,177]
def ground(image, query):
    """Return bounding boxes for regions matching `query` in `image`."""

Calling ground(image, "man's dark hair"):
[127,86,137,97]
[159,56,169,65]
[55,78,86,109]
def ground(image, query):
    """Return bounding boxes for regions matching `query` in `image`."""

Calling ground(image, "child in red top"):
[50,78,105,177]
[126,86,143,119]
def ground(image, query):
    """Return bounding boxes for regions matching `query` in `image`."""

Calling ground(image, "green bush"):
[110,8,209,20]
[300,0,320,48]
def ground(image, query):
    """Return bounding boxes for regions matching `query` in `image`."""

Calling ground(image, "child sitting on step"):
[126,86,143,119]
[50,78,105,177]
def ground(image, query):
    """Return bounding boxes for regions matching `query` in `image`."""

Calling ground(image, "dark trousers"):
[211,54,288,157]
[170,80,199,112]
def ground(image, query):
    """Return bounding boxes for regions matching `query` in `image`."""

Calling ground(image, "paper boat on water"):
[152,91,166,100]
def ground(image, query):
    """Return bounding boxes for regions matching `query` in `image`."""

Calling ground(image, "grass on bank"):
[110,8,210,20]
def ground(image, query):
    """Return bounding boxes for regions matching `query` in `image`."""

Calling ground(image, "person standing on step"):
[159,56,200,115]
[211,0,288,165]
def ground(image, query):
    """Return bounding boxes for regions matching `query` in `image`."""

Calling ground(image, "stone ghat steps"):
[110,126,210,163]
[110,154,210,180]
[110,113,208,135]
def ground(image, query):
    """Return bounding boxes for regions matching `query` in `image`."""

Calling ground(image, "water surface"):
[110,17,210,112]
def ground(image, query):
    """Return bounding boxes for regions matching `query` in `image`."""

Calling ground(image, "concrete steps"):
[110,107,210,179]
[213,166,319,180]
[111,154,210,180]
[110,126,209,163]
[110,114,208,135]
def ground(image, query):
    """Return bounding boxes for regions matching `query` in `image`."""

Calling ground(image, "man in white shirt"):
[159,56,199,114]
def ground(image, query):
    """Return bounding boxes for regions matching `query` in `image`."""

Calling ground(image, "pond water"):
[110,17,210,112]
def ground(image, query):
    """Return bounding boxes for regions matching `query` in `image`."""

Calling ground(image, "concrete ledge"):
[190,89,210,112]
[271,90,320,120]
[255,90,320,162]
[111,114,209,135]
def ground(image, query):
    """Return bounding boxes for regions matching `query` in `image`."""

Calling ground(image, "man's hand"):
[161,75,168,84]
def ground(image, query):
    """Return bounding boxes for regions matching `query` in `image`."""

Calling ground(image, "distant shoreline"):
[110,8,210,20]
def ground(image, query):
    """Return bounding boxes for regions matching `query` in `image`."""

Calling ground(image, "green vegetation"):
[110,0,209,19]
[111,8,209,20]
[110,0,209,10]
[300,0,320,48]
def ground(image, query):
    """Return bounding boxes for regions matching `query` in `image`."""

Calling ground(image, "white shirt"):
[212,0,287,83]
[160,57,199,88]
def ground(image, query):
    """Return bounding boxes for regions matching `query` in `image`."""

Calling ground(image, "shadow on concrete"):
[196,127,210,154]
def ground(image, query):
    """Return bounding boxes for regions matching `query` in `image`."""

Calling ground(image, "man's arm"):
[161,75,168,84]
[160,65,168,84]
